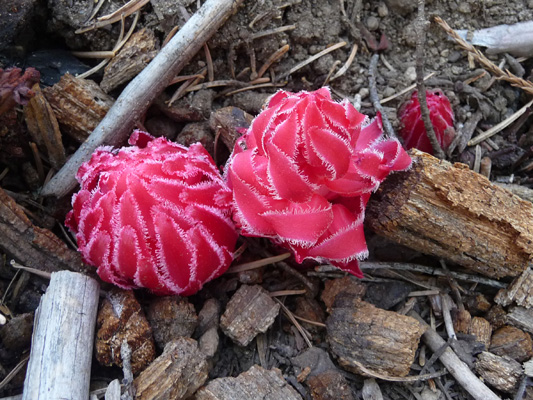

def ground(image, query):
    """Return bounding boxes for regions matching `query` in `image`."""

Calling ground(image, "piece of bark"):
[23,83,66,169]
[294,297,325,333]
[489,325,533,362]
[306,370,354,400]
[465,293,492,315]
[366,149,533,279]
[209,106,254,150]
[100,28,160,93]
[43,73,114,143]
[506,306,533,334]
[469,316,492,349]
[196,298,221,359]
[134,337,208,400]
[146,296,197,350]
[409,311,500,400]
[22,271,99,400]
[95,289,155,375]
[41,0,244,198]
[320,276,366,312]
[220,284,280,346]
[326,296,425,377]
[486,305,507,330]
[495,267,533,308]
[475,351,523,393]
[195,364,302,400]
[0,186,86,273]
[453,309,472,335]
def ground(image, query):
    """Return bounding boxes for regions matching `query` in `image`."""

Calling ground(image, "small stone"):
[176,121,214,155]
[458,3,471,13]
[404,66,417,82]
[358,88,370,99]
[366,16,380,31]
[377,2,389,17]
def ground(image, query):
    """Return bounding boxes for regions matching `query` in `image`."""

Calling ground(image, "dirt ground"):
[1,0,533,399]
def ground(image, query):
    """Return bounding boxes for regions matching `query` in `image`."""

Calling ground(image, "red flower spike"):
[66,131,238,296]
[226,88,411,277]
[397,89,455,154]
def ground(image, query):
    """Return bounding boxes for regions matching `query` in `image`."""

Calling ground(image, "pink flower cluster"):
[398,89,455,154]
[66,131,238,296]
[226,88,411,277]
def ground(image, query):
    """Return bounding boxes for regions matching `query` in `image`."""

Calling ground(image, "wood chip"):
[327,296,425,377]
[100,28,160,93]
[506,306,533,334]
[495,267,533,308]
[146,296,197,350]
[366,149,533,279]
[195,365,303,400]
[220,284,280,346]
[489,325,533,362]
[0,187,85,273]
[95,289,155,375]
[134,337,208,400]
[475,351,523,393]
[43,73,114,143]
[468,316,492,349]
[306,370,354,400]
[23,83,66,169]
[320,276,366,312]
[209,106,254,150]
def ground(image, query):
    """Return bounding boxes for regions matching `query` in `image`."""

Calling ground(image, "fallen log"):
[366,149,533,279]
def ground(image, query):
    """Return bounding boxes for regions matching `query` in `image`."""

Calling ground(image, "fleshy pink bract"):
[226,88,411,277]
[397,89,455,154]
[66,131,238,296]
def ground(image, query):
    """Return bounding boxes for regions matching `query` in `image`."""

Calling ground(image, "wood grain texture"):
[22,271,99,400]
[366,149,533,279]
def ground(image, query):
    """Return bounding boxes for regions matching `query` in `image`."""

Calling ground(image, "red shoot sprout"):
[398,89,455,154]
[66,131,238,296]
[225,88,411,277]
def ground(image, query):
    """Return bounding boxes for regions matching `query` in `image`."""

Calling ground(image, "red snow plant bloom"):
[226,88,411,277]
[66,131,238,296]
[398,89,455,154]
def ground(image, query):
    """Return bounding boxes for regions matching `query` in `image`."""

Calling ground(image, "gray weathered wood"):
[22,271,100,400]
[40,0,244,198]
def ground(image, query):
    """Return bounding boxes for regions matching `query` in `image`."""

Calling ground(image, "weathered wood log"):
[326,296,425,377]
[195,365,302,400]
[43,73,114,143]
[0,186,86,273]
[489,325,533,362]
[366,149,533,279]
[41,0,244,198]
[475,351,523,393]
[220,285,280,346]
[134,337,208,400]
[22,271,99,400]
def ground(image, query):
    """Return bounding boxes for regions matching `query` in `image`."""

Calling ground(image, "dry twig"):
[368,54,395,138]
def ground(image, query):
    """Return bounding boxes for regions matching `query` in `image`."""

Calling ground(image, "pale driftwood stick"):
[22,271,99,400]
[409,311,500,400]
[40,0,244,198]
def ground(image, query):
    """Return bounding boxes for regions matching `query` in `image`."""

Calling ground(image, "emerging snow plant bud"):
[66,131,238,296]
[226,88,411,277]
[398,89,455,154]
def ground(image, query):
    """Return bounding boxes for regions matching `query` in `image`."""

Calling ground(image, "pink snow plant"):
[66,131,238,296]
[226,88,411,277]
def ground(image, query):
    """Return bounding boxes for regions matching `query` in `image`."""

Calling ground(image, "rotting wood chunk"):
[95,289,155,375]
[506,306,533,335]
[489,325,533,362]
[146,296,198,350]
[468,316,492,349]
[475,351,523,393]
[134,337,208,400]
[495,267,533,309]
[195,364,302,400]
[326,295,426,377]
[100,28,160,93]
[209,106,254,151]
[220,284,280,346]
[366,149,533,279]
[43,73,114,142]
